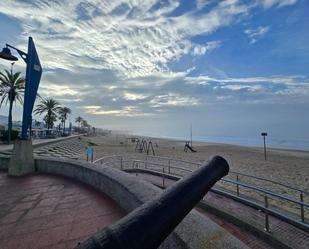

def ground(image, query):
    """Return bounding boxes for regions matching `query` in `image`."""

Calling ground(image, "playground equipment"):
[135,139,155,156]
[184,141,197,152]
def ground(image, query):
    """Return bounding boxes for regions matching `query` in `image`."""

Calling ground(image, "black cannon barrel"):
[77,155,229,249]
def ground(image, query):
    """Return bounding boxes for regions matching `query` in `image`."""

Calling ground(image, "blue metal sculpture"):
[0,37,42,139]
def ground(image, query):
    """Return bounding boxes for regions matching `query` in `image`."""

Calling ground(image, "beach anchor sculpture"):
[184,141,197,152]
[134,139,155,156]
[76,156,229,249]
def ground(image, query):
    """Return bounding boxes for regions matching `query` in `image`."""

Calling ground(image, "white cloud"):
[0,0,306,124]
[196,0,213,10]
[83,105,152,116]
[0,0,247,78]
[218,84,263,91]
[260,0,298,8]
[191,41,221,56]
[185,74,309,100]
[185,75,305,86]
[39,84,80,97]
[244,26,270,44]
[123,92,148,100]
[149,93,200,107]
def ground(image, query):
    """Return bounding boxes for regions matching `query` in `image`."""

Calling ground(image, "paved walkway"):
[0,135,85,160]
[0,172,125,249]
[0,135,81,152]
[33,139,85,160]
[132,171,309,249]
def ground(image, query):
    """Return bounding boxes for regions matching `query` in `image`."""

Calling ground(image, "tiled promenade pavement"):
[0,172,125,249]
[0,136,85,161]
[33,139,85,160]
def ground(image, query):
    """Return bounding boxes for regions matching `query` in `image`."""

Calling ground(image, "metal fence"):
[93,155,309,232]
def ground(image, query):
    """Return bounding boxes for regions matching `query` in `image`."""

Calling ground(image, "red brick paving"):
[0,172,125,249]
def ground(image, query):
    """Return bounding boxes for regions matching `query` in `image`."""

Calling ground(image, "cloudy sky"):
[0,0,308,146]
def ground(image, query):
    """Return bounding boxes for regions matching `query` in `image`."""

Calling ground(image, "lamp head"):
[0,47,18,61]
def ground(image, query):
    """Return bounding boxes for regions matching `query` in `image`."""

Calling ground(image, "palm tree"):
[75,116,83,127]
[34,98,60,134]
[58,106,72,135]
[0,69,25,143]
[81,119,91,133]
[75,116,83,133]
[81,119,89,128]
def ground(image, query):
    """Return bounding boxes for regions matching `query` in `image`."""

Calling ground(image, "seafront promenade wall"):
[0,155,9,170]
[0,156,248,249]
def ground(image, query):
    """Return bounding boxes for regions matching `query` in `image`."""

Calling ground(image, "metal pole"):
[168,160,171,174]
[77,156,229,249]
[120,157,123,170]
[236,175,239,196]
[190,123,192,147]
[135,163,138,177]
[264,136,267,161]
[11,62,14,75]
[300,192,305,222]
[145,157,147,169]
[163,168,165,188]
[264,195,270,232]
[7,62,15,144]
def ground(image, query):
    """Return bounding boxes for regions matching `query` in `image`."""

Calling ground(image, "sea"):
[130,132,309,152]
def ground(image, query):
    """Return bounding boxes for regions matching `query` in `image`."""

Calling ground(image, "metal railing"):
[78,156,229,249]
[93,155,309,232]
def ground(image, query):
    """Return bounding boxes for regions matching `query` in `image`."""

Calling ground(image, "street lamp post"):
[7,62,15,145]
[261,132,268,161]
[0,37,42,176]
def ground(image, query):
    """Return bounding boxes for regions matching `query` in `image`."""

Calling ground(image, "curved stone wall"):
[1,156,248,249]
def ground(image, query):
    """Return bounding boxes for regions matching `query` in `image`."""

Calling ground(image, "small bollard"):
[136,163,138,177]
[120,157,123,169]
[145,157,148,169]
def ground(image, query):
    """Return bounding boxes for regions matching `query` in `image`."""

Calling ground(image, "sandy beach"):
[82,132,309,192]
[77,132,309,218]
